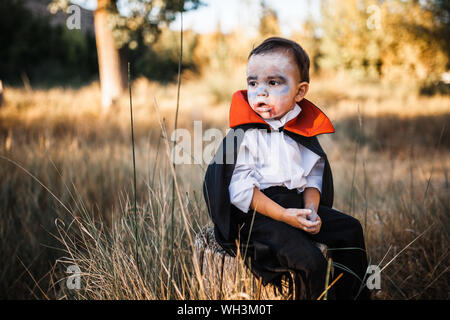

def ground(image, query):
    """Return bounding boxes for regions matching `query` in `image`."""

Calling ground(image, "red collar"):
[229,90,335,137]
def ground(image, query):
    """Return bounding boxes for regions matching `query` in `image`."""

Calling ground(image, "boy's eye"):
[248,81,257,87]
[269,80,280,86]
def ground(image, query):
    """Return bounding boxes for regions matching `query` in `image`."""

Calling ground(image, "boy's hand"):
[282,208,322,234]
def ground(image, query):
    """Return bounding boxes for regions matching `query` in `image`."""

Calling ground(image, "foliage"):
[0,0,98,87]
[49,0,204,49]
[107,0,204,49]
[319,0,449,84]
[258,0,280,37]
[129,28,199,82]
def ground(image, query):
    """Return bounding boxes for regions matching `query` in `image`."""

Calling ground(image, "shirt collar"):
[264,103,302,130]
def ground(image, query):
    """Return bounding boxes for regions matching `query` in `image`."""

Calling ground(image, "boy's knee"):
[306,249,328,277]
[347,216,365,246]
[351,217,363,235]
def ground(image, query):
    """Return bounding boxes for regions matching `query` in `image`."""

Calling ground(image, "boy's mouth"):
[255,102,272,112]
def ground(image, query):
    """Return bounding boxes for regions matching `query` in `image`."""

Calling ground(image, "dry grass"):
[0,72,448,299]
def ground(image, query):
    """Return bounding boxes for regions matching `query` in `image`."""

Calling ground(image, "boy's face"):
[246,50,309,120]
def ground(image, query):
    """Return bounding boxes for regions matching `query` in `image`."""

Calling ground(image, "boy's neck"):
[264,104,302,130]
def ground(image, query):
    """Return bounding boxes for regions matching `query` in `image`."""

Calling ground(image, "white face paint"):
[246,50,307,120]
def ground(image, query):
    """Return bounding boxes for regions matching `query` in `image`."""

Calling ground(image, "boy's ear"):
[295,82,309,102]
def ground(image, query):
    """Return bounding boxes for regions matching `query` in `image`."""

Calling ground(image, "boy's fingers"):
[304,224,320,233]
[302,226,318,233]
[307,219,322,233]
[294,209,312,217]
[297,216,319,227]
[311,216,321,223]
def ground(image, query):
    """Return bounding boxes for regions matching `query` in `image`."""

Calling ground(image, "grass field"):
[0,72,448,299]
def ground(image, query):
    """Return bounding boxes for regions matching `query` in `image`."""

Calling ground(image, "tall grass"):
[0,72,448,299]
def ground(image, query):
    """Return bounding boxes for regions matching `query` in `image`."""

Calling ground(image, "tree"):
[319,0,449,84]
[50,0,202,108]
[94,0,126,108]
[258,0,280,37]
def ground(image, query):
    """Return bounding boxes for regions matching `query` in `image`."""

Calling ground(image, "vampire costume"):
[202,90,371,300]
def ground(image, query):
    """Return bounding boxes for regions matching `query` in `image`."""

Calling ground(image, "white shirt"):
[228,103,325,213]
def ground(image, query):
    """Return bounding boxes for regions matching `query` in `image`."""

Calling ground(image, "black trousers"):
[237,186,371,300]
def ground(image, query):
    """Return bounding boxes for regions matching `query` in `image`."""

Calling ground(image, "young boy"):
[203,37,370,300]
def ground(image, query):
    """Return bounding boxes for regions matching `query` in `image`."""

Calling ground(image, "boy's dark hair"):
[248,37,310,83]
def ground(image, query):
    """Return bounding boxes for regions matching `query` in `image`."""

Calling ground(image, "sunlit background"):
[74,0,322,35]
[0,0,449,300]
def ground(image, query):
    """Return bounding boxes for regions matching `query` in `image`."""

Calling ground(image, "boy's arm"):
[249,187,286,221]
[302,187,322,234]
[249,187,319,232]
[303,187,320,214]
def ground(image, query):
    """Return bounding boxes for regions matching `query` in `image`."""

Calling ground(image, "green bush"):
[0,0,98,87]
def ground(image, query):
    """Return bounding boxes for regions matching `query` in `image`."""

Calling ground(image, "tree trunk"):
[0,80,4,107]
[194,226,332,300]
[94,0,127,109]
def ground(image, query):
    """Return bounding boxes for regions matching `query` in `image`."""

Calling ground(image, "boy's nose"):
[257,87,268,96]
